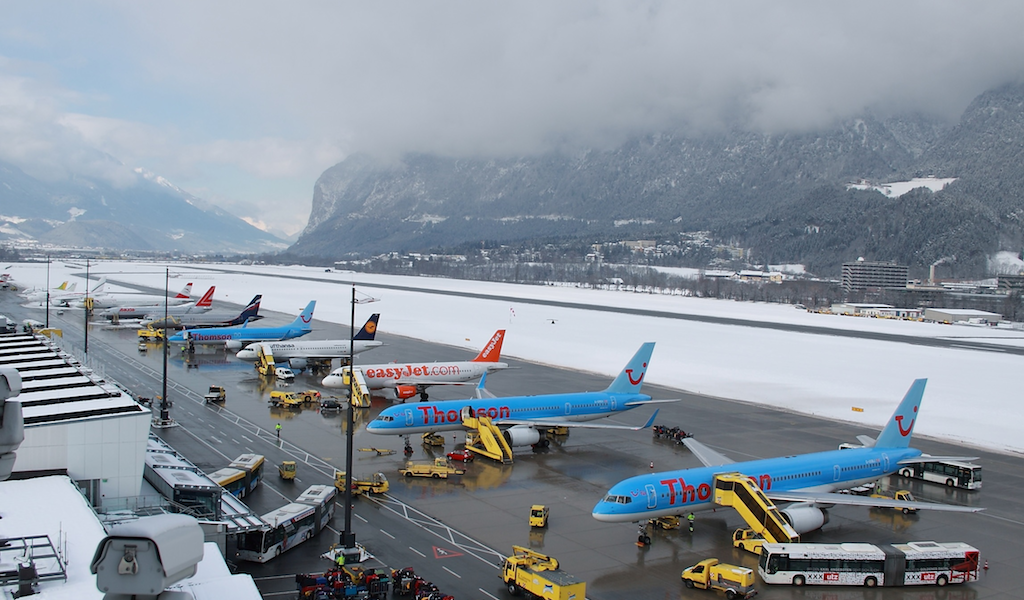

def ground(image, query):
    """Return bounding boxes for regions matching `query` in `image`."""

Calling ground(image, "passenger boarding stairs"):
[256,345,276,376]
[713,473,799,545]
[339,367,372,408]
[461,407,514,464]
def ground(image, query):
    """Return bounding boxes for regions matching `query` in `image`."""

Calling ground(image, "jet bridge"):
[713,473,799,550]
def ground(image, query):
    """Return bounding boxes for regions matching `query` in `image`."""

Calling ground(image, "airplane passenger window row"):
[776,470,822,482]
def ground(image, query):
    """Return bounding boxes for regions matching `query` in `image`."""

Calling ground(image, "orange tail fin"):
[472,330,505,362]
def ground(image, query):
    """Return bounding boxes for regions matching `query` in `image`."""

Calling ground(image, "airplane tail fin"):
[472,330,505,362]
[195,286,215,307]
[65,282,77,293]
[290,301,316,329]
[175,282,193,299]
[603,342,656,394]
[353,314,380,340]
[56,281,68,291]
[240,295,261,318]
[90,277,106,295]
[874,379,927,449]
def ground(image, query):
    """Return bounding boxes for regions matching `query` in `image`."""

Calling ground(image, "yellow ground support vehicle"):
[649,515,681,530]
[334,471,390,495]
[398,457,465,479]
[269,390,320,408]
[203,385,226,404]
[529,505,550,528]
[278,460,296,480]
[137,327,164,341]
[870,488,919,514]
[681,558,757,599]
[732,528,767,554]
[501,545,585,600]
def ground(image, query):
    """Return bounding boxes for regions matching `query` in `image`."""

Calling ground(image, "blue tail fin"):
[290,301,316,329]
[603,343,656,394]
[353,314,380,340]
[874,379,927,448]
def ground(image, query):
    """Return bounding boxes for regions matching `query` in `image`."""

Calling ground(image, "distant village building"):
[923,308,1002,324]
[841,259,909,293]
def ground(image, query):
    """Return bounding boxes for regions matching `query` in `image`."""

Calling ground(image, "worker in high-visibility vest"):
[275,423,282,439]
[687,512,695,533]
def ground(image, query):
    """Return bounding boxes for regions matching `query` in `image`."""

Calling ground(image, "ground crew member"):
[335,551,345,569]
[687,512,695,533]
[275,423,282,439]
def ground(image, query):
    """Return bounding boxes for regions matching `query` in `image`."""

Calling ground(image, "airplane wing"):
[501,410,659,431]
[765,490,984,513]
[624,398,681,406]
[682,437,735,467]
[897,455,980,464]
[855,435,876,447]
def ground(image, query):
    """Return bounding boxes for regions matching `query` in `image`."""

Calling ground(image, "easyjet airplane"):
[321,329,509,401]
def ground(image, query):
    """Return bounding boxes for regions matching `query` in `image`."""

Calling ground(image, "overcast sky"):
[2,2,1023,237]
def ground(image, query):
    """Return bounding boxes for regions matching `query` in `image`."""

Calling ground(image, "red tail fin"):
[472,330,505,362]
[195,286,215,307]
[175,283,193,299]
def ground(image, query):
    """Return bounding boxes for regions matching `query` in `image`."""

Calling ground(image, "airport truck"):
[335,470,390,495]
[269,390,320,408]
[398,457,465,479]
[204,385,226,404]
[501,545,585,600]
[681,558,757,599]
[870,488,919,514]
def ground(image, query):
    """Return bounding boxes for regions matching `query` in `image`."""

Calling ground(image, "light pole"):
[159,268,171,425]
[341,285,377,558]
[44,255,50,329]
[83,259,90,354]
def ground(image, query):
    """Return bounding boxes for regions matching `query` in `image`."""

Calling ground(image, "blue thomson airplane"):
[367,342,672,447]
[168,300,315,351]
[592,379,983,534]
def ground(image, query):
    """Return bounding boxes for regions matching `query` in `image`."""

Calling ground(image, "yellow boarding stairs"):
[713,472,799,547]
[256,344,276,376]
[336,367,372,408]
[460,407,514,464]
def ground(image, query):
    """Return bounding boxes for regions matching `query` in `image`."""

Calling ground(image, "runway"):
[5,290,1020,600]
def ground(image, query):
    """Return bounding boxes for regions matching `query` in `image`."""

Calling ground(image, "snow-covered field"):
[8,260,1023,455]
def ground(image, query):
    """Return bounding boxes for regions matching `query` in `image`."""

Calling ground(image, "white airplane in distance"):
[96,286,216,320]
[235,314,382,371]
[22,281,73,303]
[77,282,193,310]
[29,278,108,307]
[321,329,509,401]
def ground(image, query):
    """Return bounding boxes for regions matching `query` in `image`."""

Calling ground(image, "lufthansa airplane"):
[168,300,315,350]
[366,342,666,446]
[235,313,383,370]
[592,379,982,534]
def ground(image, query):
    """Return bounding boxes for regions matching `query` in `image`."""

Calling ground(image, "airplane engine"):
[503,426,541,447]
[395,386,419,400]
[225,340,243,351]
[287,358,308,371]
[780,503,829,534]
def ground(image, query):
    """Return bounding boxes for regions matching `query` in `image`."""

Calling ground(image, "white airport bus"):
[758,541,979,588]
[899,459,982,490]
[236,484,336,563]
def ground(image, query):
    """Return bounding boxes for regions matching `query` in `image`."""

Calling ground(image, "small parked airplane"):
[366,342,665,447]
[143,294,263,330]
[97,286,216,320]
[167,300,315,350]
[321,329,508,400]
[591,379,982,533]
[77,282,193,309]
[235,314,382,371]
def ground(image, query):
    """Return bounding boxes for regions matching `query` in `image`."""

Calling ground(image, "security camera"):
[91,514,204,598]
[0,367,22,399]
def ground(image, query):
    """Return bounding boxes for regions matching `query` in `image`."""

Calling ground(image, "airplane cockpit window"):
[374,415,394,422]
[603,495,632,504]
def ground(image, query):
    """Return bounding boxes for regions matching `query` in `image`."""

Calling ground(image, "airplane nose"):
[321,375,342,388]
[235,349,254,359]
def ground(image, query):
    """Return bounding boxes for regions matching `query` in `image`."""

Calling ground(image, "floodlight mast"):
[342,285,377,555]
